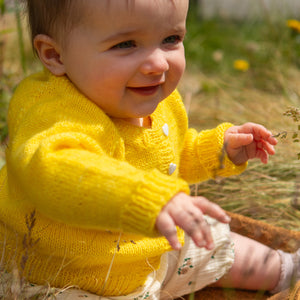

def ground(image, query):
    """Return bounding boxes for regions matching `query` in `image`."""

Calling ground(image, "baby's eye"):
[163,35,182,45]
[111,40,136,49]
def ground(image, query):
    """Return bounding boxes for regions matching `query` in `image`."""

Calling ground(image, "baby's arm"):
[11,131,189,237]
[224,122,277,165]
[155,192,231,250]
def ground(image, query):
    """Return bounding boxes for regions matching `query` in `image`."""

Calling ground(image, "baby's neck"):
[120,117,152,128]
[141,116,152,128]
[135,118,144,127]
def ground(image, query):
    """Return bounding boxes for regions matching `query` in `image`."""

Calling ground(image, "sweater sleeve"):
[7,130,189,237]
[179,122,247,183]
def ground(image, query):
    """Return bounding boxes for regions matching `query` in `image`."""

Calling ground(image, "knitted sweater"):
[0,70,246,296]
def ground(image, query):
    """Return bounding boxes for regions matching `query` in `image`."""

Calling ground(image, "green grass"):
[185,6,300,91]
[0,7,39,145]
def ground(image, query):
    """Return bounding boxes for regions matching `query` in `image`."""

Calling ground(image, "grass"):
[184,6,300,91]
[0,3,299,299]
[179,5,300,231]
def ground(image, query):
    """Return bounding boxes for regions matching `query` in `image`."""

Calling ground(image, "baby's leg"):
[214,232,281,291]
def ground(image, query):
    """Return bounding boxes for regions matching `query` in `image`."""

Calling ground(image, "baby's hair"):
[24,0,83,47]
[24,0,178,50]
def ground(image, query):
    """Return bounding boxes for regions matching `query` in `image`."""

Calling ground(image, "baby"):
[0,0,298,299]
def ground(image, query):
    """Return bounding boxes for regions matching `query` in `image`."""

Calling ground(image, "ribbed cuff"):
[121,169,190,237]
[196,123,246,179]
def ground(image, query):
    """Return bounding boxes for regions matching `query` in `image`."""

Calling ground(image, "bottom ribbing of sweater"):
[3,247,161,296]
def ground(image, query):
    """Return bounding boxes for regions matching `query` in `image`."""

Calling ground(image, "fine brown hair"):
[25,0,83,46]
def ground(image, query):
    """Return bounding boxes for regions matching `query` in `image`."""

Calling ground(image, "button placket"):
[161,123,176,175]
[162,123,169,137]
[168,163,177,175]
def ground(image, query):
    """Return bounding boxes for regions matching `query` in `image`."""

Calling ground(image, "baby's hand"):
[225,122,277,165]
[155,192,231,250]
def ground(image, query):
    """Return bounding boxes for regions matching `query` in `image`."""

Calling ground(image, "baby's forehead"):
[74,0,188,44]
[81,0,185,14]
[79,0,188,25]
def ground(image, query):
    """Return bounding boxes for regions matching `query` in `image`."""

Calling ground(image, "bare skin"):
[225,122,277,165]
[214,232,281,291]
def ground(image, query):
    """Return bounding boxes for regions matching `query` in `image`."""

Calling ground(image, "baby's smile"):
[127,84,161,96]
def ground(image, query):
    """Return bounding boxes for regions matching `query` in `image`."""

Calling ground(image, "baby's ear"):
[34,34,66,76]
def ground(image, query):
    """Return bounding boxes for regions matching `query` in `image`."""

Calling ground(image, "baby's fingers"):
[226,132,254,149]
[266,135,278,146]
[193,197,231,224]
[253,127,277,146]
[173,208,214,249]
[257,139,276,155]
[155,211,182,250]
[256,148,269,164]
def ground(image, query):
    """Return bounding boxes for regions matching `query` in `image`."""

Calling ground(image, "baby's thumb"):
[227,133,253,149]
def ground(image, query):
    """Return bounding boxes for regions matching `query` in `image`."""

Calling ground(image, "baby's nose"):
[139,49,169,75]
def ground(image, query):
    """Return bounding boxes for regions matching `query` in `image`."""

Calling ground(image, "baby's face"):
[59,0,188,123]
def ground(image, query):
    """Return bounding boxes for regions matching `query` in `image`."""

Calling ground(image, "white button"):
[162,123,169,136]
[168,163,177,175]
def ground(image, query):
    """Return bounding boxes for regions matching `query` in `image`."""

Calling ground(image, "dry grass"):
[0,212,55,300]
[179,67,300,231]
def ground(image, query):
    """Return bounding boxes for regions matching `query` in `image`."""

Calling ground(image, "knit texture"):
[0,70,246,296]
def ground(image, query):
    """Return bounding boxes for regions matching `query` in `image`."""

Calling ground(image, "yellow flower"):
[233,60,249,72]
[286,19,300,33]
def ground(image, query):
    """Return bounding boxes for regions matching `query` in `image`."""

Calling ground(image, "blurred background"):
[0,0,299,230]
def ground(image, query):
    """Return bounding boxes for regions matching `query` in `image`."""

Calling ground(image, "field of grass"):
[1,4,300,231]
[179,7,300,230]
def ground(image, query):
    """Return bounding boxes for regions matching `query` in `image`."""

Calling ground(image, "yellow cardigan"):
[0,70,245,296]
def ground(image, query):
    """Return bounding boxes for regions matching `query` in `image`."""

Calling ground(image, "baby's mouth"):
[128,85,160,96]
